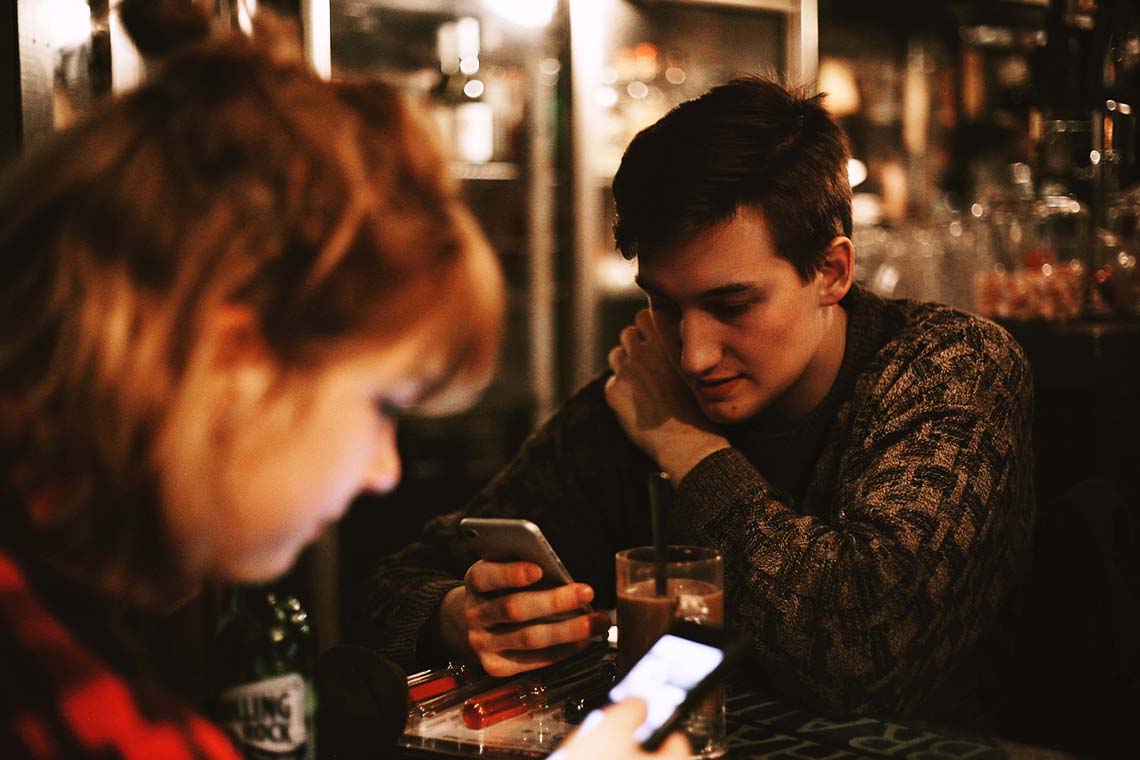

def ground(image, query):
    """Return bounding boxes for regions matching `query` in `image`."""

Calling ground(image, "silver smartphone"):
[458,517,576,591]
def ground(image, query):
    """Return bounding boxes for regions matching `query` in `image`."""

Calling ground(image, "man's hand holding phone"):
[438,517,611,676]
[449,559,610,676]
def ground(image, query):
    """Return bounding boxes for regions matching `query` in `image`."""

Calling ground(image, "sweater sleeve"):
[361,377,657,672]
[672,319,1035,716]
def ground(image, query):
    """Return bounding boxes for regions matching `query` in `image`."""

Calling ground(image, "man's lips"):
[692,375,744,398]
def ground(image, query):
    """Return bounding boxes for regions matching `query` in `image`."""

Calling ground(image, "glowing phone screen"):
[608,634,724,742]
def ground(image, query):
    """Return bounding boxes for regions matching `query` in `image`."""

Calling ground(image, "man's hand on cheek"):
[604,309,730,482]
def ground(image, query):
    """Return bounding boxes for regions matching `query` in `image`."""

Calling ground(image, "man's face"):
[635,206,834,424]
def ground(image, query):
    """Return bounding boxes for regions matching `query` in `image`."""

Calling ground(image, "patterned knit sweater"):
[363,285,1035,727]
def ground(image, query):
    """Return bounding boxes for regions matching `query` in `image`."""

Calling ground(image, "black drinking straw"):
[647,471,671,597]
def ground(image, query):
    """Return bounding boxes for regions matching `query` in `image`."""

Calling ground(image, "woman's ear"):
[202,304,275,405]
[816,236,855,307]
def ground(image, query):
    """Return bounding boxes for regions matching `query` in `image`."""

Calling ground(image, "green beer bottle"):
[212,585,317,760]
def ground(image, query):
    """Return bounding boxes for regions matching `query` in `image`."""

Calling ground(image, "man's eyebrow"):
[698,282,763,298]
[635,276,762,299]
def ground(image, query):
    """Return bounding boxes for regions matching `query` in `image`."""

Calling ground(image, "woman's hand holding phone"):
[441,560,611,676]
[551,699,689,760]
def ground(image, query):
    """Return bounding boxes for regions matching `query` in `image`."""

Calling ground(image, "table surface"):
[394,686,1081,760]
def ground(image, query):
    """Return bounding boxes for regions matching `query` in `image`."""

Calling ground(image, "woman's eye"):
[376,400,403,421]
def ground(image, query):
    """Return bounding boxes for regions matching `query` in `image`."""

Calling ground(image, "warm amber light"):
[818,58,860,117]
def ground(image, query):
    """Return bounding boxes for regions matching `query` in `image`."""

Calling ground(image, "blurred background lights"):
[236,0,258,36]
[594,86,619,108]
[818,58,860,117]
[53,0,93,50]
[484,0,557,29]
[596,255,638,294]
[463,79,485,99]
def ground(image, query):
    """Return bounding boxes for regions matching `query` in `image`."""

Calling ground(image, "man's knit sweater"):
[363,285,1035,727]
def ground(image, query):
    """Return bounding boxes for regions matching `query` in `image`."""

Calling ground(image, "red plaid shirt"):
[0,550,240,759]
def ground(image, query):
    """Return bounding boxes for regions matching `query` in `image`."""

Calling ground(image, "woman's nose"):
[364,430,402,494]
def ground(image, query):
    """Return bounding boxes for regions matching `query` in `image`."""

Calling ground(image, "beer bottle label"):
[219,673,311,759]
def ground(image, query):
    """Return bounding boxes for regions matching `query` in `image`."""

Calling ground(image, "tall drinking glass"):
[615,546,725,758]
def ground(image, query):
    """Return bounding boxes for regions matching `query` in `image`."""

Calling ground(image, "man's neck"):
[769,303,849,422]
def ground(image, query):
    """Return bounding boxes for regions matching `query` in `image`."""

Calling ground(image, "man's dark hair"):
[612,76,852,282]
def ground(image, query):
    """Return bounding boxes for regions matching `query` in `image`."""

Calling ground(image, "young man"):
[364,77,1034,729]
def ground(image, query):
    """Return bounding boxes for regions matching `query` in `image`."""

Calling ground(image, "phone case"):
[459,518,576,589]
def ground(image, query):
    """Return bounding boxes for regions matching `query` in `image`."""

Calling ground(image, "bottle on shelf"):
[211,584,317,760]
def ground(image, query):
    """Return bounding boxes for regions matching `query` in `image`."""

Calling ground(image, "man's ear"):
[816,236,855,307]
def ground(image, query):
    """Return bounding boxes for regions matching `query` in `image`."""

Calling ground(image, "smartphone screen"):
[608,633,725,744]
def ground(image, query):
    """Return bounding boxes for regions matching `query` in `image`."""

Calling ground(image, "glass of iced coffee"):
[615,545,725,757]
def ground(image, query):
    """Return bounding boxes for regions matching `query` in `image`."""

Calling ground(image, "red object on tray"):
[461,681,538,729]
[408,674,460,703]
